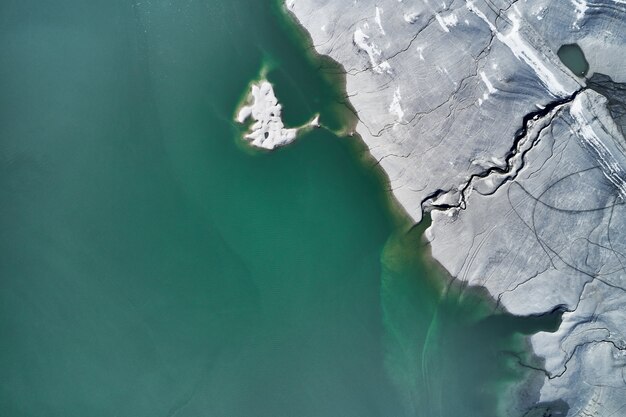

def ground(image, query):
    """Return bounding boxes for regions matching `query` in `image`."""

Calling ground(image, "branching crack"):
[422,88,586,213]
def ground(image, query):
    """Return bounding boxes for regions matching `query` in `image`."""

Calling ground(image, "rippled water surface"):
[0,1,558,416]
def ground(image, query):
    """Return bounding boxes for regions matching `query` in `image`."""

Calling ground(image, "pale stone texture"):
[236,80,297,149]
[286,0,626,415]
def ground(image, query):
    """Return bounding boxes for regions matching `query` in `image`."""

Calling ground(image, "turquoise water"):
[0,1,558,416]
[380,223,561,417]
[557,44,589,77]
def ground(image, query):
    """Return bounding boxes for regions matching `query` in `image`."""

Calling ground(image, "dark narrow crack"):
[423,87,586,212]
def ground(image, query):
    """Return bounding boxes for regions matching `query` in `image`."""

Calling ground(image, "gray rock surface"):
[589,73,626,137]
[285,0,626,415]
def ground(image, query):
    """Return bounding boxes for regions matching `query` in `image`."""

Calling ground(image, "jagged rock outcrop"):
[285,0,626,415]
[236,80,298,149]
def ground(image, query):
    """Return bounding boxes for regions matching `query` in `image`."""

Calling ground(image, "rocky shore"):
[285,0,626,415]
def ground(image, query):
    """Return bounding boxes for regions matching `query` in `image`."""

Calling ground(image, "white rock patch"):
[416,46,425,60]
[353,28,392,74]
[309,114,321,127]
[477,70,497,105]
[389,87,404,121]
[435,12,458,32]
[570,91,626,197]
[375,7,385,35]
[404,12,419,23]
[466,2,578,97]
[236,80,298,150]
[571,0,588,28]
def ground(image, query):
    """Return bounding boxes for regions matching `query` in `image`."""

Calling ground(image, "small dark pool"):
[557,44,589,77]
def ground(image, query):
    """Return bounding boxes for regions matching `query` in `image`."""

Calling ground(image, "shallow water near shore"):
[1,1,557,416]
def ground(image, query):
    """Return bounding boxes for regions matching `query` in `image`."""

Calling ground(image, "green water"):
[557,44,589,77]
[0,1,558,416]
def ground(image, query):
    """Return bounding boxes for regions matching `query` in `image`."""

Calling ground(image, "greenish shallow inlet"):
[0,1,558,416]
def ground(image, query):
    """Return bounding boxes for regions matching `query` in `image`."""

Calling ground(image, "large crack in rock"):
[285,0,626,415]
[429,89,626,415]
[424,88,585,212]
